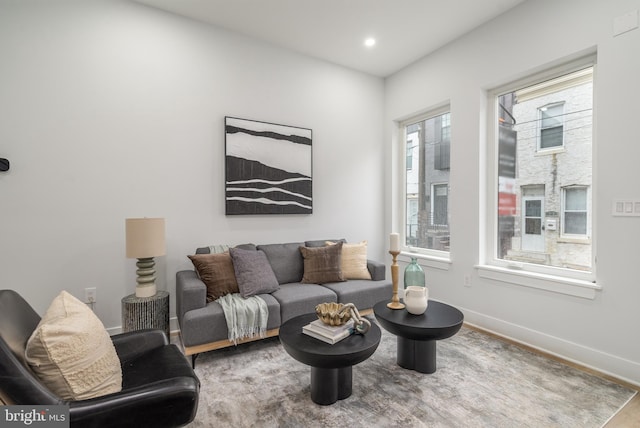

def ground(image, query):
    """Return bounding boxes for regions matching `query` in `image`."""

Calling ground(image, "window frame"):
[481,54,599,298]
[399,104,452,260]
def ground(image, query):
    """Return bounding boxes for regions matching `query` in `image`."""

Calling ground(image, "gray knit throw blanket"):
[216,293,268,344]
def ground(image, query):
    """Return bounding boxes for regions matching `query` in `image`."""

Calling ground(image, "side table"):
[373,299,463,374]
[122,291,170,338]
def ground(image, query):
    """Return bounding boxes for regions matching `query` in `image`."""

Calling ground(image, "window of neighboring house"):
[563,186,588,236]
[402,108,451,254]
[432,183,448,226]
[539,102,564,149]
[406,123,419,171]
[489,63,594,280]
[406,145,413,170]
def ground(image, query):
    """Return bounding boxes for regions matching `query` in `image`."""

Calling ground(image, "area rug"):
[186,325,635,427]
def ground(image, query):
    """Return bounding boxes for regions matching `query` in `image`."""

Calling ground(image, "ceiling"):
[133,0,526,77]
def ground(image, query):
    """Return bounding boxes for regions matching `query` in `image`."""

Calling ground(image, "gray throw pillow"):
[257,242,304,284]
[229,247,280,297]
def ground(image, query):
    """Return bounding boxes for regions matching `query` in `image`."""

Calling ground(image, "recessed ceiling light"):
[364,38,376,47]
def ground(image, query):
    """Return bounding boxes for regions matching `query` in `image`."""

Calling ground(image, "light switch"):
[613,199,640,216]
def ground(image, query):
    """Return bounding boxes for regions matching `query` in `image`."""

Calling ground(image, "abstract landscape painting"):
[225,117,312,215]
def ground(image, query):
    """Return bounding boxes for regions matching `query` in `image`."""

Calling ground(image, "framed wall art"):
[225,117,312,215]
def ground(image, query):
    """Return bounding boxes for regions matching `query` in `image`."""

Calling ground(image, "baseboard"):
[106,316,181,336]
[460,306,640,388]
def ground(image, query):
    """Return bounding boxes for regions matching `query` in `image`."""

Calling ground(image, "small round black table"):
[279,313,381,405]
[373,299,463,374]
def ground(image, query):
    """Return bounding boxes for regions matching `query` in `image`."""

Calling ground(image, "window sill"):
[557,236,591,244]
[399,252,451,271]
[476,264,601,299]
[536,147,565,156]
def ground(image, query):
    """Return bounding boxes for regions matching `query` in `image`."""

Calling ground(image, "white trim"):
[461,306,640,387]
[107,316,180,336]
[399,251,451,271]
[476,264,600,299]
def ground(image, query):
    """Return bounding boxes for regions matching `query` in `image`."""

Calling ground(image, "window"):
[563,186,588,236]
[403,109,451,253]
[491,64,593,277]
[539,103,564,149]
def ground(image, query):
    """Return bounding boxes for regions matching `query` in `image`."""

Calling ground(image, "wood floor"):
[463,324,640,427]
[604,393,640,427]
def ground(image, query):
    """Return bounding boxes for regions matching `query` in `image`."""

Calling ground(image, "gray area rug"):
[187,325,635,427]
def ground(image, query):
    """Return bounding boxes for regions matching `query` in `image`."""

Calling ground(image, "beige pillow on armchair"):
[25,291,122,400]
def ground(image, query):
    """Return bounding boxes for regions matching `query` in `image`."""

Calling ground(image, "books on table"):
[302,319,355,344]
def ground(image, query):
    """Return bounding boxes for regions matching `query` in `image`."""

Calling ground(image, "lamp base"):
[135,257,158,298]
[135,284,157,298]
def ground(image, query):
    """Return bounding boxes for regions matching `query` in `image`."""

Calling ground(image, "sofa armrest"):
[367,260,386,281]
[176,270,207,326]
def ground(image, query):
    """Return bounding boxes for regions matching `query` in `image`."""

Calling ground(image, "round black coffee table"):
[279,313,381,405]
[373,299,463,374]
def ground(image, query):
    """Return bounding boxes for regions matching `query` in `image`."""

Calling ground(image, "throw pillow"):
[299,241,346,284]
[327,240,372,280]
[188,253,239,302]
[25,291,122,400]
[256,242,305,284]
[229,247,280,298]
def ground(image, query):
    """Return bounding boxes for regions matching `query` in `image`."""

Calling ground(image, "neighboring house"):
[499,69,593,271]
[406,113,451,251]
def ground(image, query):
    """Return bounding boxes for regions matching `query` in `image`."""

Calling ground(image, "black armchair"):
[0,290,199,427]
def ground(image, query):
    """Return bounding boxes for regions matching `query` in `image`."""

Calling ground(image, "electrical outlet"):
[464,275,471,287]
[85,287,97,303]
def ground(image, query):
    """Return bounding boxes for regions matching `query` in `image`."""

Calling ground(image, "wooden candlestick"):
[387,250,405,310]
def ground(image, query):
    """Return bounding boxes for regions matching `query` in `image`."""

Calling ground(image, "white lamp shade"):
[125,218,166,258]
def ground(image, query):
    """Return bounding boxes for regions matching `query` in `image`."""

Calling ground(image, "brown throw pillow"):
[326,240,372,280]
[299,241,346,284]
[188,253,239,302]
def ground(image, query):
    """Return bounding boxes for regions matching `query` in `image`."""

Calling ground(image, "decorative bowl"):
[315,302,351,326]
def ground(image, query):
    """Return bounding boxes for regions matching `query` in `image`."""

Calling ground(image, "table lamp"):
[126,218,166,298]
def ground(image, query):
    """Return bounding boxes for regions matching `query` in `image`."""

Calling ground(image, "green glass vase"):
[404,257,425,289]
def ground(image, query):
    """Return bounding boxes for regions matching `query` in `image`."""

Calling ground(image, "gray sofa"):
[176,239,392,364]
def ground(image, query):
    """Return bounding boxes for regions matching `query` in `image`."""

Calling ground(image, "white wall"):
[385,0,640,385]
[0,0,385,331]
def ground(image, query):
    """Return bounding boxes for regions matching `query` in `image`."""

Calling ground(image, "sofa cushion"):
[230,247,280,297]
[271,283,337,323]
[299,242,346,284]
[188,253,239,302]
[25,291,122,400]
[305,238,346,248]
[327,240,372,280]
[181,294,281,346]
[257,242,304,284]
[322,279,393,310]
[196,243,257,254]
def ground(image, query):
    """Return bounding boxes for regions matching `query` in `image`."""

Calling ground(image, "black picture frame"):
[225,117,312,215]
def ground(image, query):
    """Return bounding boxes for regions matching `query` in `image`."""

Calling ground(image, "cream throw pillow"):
[26,291,122,400]
[327,240,372,280]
